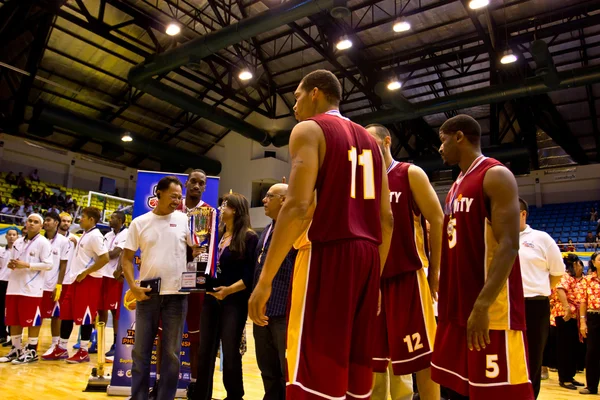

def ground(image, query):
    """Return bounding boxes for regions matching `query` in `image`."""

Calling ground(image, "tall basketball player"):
[430,115,533,399]
[366,124,442,400]
[249,69,394,400]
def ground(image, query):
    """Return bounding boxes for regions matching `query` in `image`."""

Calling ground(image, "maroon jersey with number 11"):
[307,111,383,245]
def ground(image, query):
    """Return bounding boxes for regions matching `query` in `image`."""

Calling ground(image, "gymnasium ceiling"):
[0,0,599,173]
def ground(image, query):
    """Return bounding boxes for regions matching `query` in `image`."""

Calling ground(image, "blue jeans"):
[132,294,188,400]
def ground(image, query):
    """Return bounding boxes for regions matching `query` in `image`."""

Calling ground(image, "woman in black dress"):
[195,193,258,400]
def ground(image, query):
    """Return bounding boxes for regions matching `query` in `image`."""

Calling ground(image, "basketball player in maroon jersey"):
[249,69,394,400]
[430,115,533,399]
[366,124,442,400]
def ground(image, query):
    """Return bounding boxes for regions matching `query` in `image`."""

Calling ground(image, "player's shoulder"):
[290,120,323,143]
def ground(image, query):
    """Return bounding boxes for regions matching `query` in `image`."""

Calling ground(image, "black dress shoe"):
[2,339,11,347]
[573,380,585,387]
[560,382,577,390]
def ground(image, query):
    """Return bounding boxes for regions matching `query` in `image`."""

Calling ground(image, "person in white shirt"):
[39,212,70,357]
[0,227,19,344]
[518,198,564,398]
[98,210,128,357]
[44,207,109,364]
[122,176,197,400]
[0,214,52,364]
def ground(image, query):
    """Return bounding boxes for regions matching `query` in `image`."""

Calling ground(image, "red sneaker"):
[66,348,90,363]
[41,345,69,361]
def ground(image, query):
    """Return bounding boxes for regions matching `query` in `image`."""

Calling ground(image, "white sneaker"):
[0,347,21,363]
[12,348,38,364]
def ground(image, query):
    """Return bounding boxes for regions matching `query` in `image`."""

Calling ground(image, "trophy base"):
[179,271,213,292]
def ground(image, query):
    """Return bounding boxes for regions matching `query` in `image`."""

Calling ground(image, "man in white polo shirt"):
[0,213,52,364]
[49,207,109,364]
[123,175,196,400]
[39,211,70,357]
[518,198,564,398]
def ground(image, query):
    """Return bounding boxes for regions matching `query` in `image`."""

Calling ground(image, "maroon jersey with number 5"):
[306,111,383,245]
[438,156,526,331]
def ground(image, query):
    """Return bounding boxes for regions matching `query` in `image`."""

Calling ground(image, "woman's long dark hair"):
[564,253,580,277]
[590,252,600,273]
[219,193,254,257]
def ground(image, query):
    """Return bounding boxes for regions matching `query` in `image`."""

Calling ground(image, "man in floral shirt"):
[579,252,600,395]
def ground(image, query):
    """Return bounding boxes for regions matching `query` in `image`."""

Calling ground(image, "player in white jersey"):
[0,227,18,344]
[98,210,128,357]
[0,214,52,364]
[40,212,70,357]
[44,207,109,363]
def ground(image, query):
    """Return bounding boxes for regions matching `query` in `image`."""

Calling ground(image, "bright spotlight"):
[166,23,181,36]
[121,133,133,142]
[469,0,489,9]
[239,70,253,81]
[336,38,352,50]
[387,81,402,91]
[500,53,518,64]
[393,20,411,33]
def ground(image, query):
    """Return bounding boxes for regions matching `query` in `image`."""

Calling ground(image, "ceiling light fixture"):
[239,70,253,81]
[468,0,489,9]
[165,23,181,36]
[387,80,402,91]
[121,133,133,142]
[336,37,352,50]
[500,51,518,64]
[393,20,411,33]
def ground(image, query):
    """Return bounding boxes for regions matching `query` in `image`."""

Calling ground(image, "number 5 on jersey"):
[348,147,375,199]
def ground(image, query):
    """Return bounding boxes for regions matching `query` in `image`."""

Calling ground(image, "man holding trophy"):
[178,169,218,399]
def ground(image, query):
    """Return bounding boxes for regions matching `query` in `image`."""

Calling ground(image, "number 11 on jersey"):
[348,147,375,199]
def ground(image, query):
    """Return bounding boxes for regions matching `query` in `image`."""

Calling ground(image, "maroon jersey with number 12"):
[307,111,383,245]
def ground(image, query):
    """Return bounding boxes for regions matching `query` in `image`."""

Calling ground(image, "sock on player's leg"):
[51,336,59,346]
[59,338,69,349]
[80,340,89,350]
[28,337,39,350]
[13,335,22,351]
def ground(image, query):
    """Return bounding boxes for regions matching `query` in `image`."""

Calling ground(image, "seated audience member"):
[557,240,566,252]
[566,239,576,252]
[591,208,598,223]
[586,232,596,250]
[5,171,16,184]
[29,169,40,182]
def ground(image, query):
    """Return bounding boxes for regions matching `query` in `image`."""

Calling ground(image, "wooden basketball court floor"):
[0,319,585,399]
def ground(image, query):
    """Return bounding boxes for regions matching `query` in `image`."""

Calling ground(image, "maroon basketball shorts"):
[286,239,380,400]
[431,321,534,399]
[372,268,437,375]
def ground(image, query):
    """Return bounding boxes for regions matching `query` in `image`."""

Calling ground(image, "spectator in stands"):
[29,169,40,182]
[586,232,596,250]
[15,172,25,187]
[567,239,576,252]
[596,234,600,249]
[558,240,566,252]
[114,188,120,197]
[5,171,16,184]
[591,208,598,223]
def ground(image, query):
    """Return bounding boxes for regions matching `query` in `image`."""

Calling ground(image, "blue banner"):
[107,170,219,396]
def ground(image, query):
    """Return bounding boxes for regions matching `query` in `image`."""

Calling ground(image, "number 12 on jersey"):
[348,147,375,200]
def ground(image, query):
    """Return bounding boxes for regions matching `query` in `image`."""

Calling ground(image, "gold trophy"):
[181,207,216,292]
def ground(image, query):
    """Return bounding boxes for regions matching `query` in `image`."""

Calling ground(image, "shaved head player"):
[366,124,442,400]
[431,114,533,399]
[249,69,394,400]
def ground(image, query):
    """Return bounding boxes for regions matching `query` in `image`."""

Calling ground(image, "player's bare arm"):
[467,166,520,351]
[249,120,322,326]
[378,155,393,275]
[408,165,443,300]
[76,252,110,282]
[122,248,150,301]
[108,246,123,259]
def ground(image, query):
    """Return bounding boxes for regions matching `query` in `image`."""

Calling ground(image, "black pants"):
[556,316,579,383]
[0,280,7,339]
[194,292,248,400]
[253,317,287,400]
[543,325,557,369]
[525,297,550,398]
[586,313,600,393]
